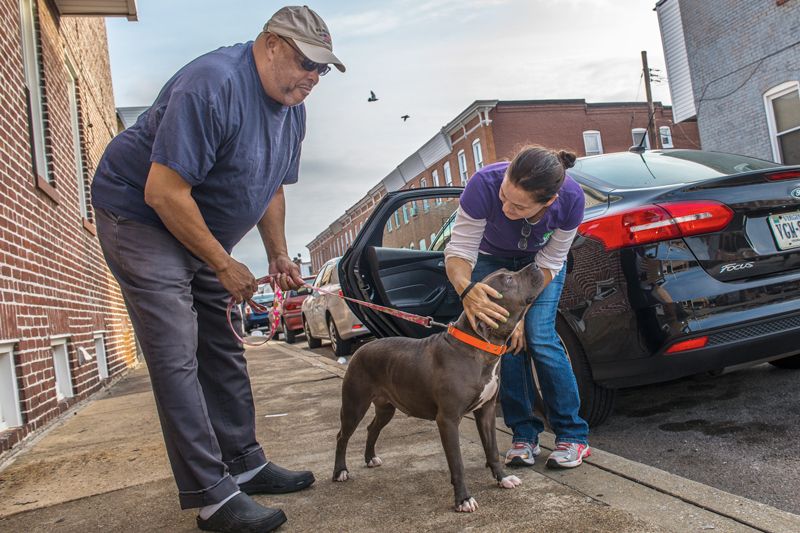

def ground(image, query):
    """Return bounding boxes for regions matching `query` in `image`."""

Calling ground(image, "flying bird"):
[367,90,378,102]
[401,115,410,122]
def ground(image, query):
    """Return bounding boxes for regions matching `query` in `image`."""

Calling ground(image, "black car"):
[339,150,800,426]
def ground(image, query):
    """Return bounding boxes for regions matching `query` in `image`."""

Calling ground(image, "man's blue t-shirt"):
[92,42,305,251]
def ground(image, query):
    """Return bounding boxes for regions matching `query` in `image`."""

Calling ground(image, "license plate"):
[769,210,800,251]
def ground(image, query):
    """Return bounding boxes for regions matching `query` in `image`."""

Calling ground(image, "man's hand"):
[462,282,510,332]
[507,320,526,354]
[216,258,258,303]
[269,255,304,291]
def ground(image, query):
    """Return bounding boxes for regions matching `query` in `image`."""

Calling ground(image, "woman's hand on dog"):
[507,320,526,353]
[462,282,509,331]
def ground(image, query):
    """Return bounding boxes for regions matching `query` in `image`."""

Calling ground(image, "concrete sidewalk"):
[1,342,798,533]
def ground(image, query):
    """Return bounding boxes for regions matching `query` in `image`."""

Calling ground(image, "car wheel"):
[557,317,616,427]
[303,316,322,349]
[282,320,297,344]
[527,319,616,428]
[328,317,353,357]
[769,353,800,369]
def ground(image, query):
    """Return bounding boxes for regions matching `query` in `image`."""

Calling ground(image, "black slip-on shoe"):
[239,462,315,495]
[196,493,286,533]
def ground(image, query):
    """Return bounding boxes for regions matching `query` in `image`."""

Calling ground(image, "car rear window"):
[570,150,781,189]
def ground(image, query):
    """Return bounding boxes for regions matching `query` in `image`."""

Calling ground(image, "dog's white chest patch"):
[473,359,501,411]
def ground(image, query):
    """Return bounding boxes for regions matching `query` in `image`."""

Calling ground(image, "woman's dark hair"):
[506,145,577,203]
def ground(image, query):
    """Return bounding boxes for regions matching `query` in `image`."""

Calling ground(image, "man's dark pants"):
[95,208,266,508]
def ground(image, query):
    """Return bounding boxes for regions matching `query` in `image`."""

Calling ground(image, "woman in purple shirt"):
[444,145,590,469]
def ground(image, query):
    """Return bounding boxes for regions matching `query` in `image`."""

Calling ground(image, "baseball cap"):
[264,5,345,72]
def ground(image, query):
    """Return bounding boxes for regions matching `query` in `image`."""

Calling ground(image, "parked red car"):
[279,276,315,343]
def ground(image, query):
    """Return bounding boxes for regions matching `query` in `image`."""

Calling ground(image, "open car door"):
[339,187,463,339]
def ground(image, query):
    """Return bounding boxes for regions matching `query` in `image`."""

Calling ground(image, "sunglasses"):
[277,35,331,76]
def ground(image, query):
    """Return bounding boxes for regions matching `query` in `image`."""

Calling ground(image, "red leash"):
[227,275,449,346]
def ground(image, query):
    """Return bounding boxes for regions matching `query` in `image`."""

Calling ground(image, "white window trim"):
[444,161,453,186]
[632,128,650,150]
[51,337,74,401]
[94,333,109,380]
[65,57,88,220]
[659,126,674,148]
[419,238,427,251]
[457,150,468,184]
[582,130,603,155]
[1,340,23,430]
[19,0,49,182]
[472,139,484,170]
[764,81,800,164]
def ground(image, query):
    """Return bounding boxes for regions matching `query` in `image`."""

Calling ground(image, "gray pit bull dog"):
[333,262,546,512]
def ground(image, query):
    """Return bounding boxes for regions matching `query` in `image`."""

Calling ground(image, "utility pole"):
[641,50,657,149]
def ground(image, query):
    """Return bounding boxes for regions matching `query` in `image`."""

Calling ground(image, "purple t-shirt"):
[459,161,585,258]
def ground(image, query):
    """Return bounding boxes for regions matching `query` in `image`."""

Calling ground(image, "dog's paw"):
[367,456,383,468]
[498,475,521,489]
[455,497,478,513]
[333,470,349,482]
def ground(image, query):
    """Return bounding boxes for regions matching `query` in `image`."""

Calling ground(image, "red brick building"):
[307,99,701,270]
[0,0,138,454]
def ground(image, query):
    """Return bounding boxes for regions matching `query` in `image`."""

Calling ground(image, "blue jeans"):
[471,254,589,445]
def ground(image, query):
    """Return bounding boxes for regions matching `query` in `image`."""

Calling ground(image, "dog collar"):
[447,324,507,356]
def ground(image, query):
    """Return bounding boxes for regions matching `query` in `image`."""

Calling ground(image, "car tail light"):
[665,336,708,354]
[578,201,733,251]
[765,170,800,181]
[352,324,363,330]
[285,303,296,311]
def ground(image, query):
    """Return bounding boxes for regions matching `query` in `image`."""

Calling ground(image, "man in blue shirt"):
[91,6,345,531]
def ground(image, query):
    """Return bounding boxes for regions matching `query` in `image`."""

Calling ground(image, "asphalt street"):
[289,332,800,517]
[590,362,800,516]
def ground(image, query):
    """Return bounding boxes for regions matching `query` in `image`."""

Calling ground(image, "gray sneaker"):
[504,441,541,467]
[546,442,591,469]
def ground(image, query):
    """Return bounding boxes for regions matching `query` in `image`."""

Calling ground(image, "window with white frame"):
[394,210,400,227]
[472,139,484,170]
[457,150,468,184]
[432,170,442,203]
[430,233,436,243]
[1,340,23,431]
[659,126,673,148]
[765,81,800,165]
[19,0,49,183]
[94,334,108,380]
[631,128,650,149]
[51,338,74,401]
[582,130,603,155]
[444,161,453,186]
[419,238,427,251]
[402,204,409,223]
[420,178,429,211]
[386,218,392,232]
[66,58,89,220]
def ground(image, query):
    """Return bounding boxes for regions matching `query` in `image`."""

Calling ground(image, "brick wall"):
[0,0,138,454]
[677,0,800,160]
[491,101,700,162]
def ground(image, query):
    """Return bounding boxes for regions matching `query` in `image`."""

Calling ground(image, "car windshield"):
[570,150,781,189]
[251,294,275,305]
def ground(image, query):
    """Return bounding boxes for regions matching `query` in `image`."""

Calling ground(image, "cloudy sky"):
[106,0,673,275]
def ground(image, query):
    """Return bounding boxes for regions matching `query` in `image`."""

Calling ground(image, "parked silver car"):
[301,257,370,356]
